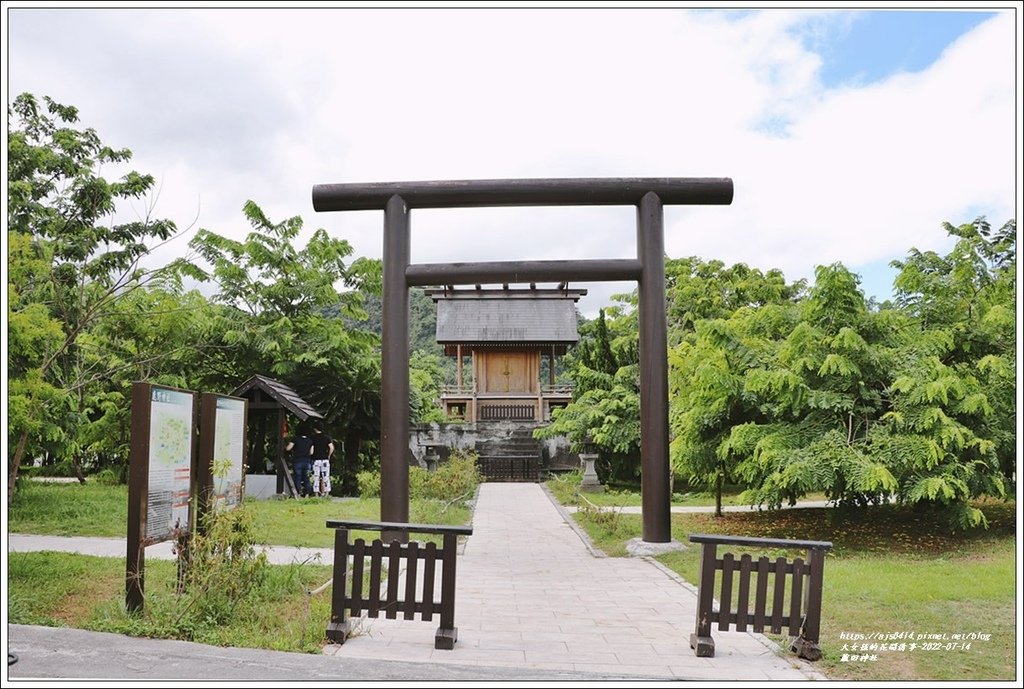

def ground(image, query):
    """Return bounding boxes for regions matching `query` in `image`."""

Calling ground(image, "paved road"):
[5,624,636,681]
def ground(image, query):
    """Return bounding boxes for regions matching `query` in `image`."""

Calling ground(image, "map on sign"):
[212,397,245,510]
[145,387,194,542]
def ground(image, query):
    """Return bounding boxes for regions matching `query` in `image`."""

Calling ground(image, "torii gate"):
[312,178,733,543]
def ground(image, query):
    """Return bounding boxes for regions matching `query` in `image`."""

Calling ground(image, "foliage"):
[668,223,1013,530]
[665,256,806,339]
[7,93,183,498]
[409,350,448,423]
[184,201,383,495]
[174,506,270,630]
[536,304,642,483]
[357,449,481,503]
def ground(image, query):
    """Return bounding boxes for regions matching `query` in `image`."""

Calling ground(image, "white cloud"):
[5,8,1018,316]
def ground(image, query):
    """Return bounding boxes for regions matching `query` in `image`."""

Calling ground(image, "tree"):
[536,303,643,483]
[665,257,805,340]
[185,201,383,495]
[666,259,806,513]
[7,93,179,499]
[705,234,1012,530]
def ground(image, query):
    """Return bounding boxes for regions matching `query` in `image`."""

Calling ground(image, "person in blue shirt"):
[285,425,314,497]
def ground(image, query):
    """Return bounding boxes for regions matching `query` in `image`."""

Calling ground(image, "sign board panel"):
[145,386,195,541]
[126,382,198,612]
[197,393,248,514]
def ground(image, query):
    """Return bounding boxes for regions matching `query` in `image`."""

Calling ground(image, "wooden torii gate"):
[312,178,733,543]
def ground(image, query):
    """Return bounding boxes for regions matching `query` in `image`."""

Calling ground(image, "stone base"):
[579,483,605,493]
[435,627,458,650]
[690,633,715,657]
[326,620,351,644]
[790,636,823,661]
[625,538,686,557]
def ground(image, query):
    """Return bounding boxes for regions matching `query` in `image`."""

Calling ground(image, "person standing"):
[311,422,335,498]
[285,425,314,498]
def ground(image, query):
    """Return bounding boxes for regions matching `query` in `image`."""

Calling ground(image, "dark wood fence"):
[325,520,473,649]
[477,455,540,481]
[479,404,535,421]
[688,534,832,660]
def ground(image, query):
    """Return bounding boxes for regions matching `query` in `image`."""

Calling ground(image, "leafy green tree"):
[667,260,806,514]
[701,231,1012,530]
[718,265,905,511]
[185,201,383,494]
[536,304,642,483]
[409,350,448,424]
[665,257,805,339]
[7,93,179,498]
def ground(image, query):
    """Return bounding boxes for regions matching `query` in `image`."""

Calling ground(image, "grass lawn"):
[7,550,334,653]
[546,471,826,508]
[571,498,1016,682]
[9,481,129,537]
[6,482,472,654]
[9,480,471,546]
[251,495,472,548]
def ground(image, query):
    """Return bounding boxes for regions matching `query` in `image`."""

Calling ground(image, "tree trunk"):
[71,455,88,484]
[342,432,362,495]
[9,430,30,505]
[715,472,724,518]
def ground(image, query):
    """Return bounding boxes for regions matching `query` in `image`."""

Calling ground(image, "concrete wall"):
[409,421,580,472]
[245,474,279,500]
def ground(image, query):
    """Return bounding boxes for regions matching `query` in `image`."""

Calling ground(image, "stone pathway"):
[324,483,825,680]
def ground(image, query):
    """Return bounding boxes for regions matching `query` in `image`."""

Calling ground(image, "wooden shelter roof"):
[231,375,323,420]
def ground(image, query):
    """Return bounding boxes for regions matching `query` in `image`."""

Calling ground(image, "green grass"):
[7,550,334,653]
[546,471,825,508]
[251,496,471,548]
[9,482,471,546]
[571,499,1016,681]
[9,480,129,537]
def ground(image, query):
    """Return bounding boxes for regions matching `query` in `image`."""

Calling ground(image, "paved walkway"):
[323,483,824,680]
[9,483,825,681]
[8,533,334,566]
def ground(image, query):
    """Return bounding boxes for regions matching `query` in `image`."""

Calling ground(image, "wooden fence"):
[325,520,473,650]
[476,455,540,482]
[688,534,832,660]
[479,404,535,421]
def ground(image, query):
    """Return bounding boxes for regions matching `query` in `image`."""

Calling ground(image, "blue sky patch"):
[799,10,996,88]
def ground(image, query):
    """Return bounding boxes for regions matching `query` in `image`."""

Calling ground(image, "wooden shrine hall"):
[427,286,585,423]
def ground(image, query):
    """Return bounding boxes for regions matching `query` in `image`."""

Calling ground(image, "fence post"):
[792,545,827,661]
[436,532,459,649]
[326,527,350,643]
[689,541,717,657]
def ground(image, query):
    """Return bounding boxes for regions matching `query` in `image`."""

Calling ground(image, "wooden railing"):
[688,534,832,661]
[325,520,474,650]
[479,404,535,421]
[477,455,540,481]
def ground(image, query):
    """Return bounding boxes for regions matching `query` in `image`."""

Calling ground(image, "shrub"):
[94,469,121,486]
[356,470,381,497]
[176,506,269,628]
[355,450,481,502]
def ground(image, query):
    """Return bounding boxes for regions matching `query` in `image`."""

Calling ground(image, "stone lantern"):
[578,435,604,493]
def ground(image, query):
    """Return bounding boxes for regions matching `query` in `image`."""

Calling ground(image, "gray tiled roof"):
[436,298,579,344]
[231,375,323,420]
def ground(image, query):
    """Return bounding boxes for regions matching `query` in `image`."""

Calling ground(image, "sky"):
[4,3,1021,317]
